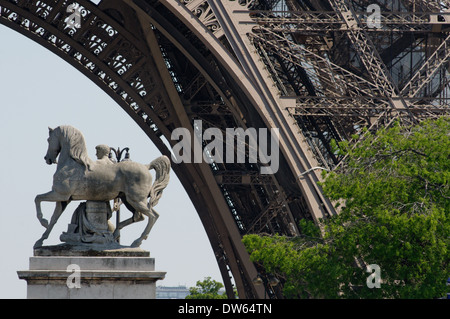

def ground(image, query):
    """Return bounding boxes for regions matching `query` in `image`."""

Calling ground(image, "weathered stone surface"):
[34,125,171,248]
[20,125,169,298]
[60,201,116,246]
[18,248,165,299]
[34,244,150,257]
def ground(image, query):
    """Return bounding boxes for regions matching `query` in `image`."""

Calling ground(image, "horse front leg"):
[34,191,70,248]
[35,192,50,228]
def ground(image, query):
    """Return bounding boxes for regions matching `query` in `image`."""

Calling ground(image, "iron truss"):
[1,0,448,298]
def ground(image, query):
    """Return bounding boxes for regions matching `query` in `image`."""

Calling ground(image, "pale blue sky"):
[0,24,222,298]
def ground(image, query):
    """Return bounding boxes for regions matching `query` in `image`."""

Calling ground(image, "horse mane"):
[57,125,93,170]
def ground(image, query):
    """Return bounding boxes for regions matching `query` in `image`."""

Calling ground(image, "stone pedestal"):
[17,245,166,299]
[60,201,116,245]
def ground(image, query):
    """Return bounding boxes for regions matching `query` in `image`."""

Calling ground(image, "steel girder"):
[0,0,262,298]
[245,0,449,166]
[1,0,449,299]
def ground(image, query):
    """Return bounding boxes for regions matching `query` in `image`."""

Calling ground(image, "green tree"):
[243,117,449,298]
[185,277,227,299]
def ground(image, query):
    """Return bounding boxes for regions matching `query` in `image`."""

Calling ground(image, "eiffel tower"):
[1,0,448,298]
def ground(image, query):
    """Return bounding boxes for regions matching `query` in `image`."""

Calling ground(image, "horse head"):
[44,127,60,165]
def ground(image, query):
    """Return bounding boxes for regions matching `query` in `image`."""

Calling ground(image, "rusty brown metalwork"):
[1,0,448,299]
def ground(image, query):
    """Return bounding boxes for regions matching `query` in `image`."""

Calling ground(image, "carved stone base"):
[18,245,165,299]
[60,201,116,246]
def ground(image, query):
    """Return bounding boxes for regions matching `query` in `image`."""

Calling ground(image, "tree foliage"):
[185,277,227,299]
[243,117,449,298]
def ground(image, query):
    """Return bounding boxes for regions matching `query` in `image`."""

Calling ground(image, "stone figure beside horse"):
[34,125,170,248]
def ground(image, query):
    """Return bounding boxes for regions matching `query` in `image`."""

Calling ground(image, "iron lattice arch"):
[1,0,448,298]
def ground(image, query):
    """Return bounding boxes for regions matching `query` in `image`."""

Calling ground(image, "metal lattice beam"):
[1,0,449,299]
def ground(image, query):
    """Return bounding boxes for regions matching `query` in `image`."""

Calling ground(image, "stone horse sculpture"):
[34,125,170,248]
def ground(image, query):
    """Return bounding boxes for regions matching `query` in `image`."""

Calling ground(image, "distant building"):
[156,285,227,299]
[156,285,190,299]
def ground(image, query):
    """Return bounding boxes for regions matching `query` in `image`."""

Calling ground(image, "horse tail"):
[147,155,171,207]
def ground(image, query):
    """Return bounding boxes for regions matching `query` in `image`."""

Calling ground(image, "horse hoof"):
[130,240,141,248]
[40,219,49,229]
[33,240,43,249]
